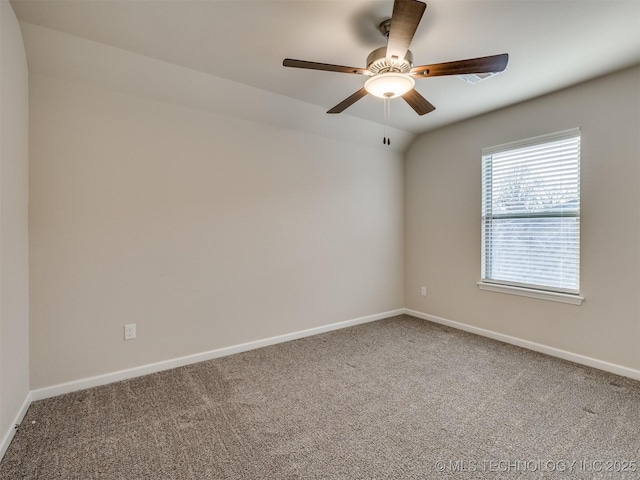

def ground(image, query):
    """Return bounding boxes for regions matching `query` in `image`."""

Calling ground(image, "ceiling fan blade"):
[402,89,436,115]
[283,59,369,75]
[411,53,509,78]
[327,88,368,114]
[386,0,427,65]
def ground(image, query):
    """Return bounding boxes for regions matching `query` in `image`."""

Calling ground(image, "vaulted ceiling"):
[11,0,640,145]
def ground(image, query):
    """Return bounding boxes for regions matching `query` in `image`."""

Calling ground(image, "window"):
[480,128,581,304]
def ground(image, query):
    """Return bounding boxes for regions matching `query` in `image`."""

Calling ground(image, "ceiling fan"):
[283,0,508,124]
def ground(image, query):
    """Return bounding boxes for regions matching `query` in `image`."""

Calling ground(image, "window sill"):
[477,282,584,305]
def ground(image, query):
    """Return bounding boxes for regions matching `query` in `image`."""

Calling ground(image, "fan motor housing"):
[366,46,414,74]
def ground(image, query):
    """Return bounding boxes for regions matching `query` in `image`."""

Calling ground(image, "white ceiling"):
[11,0,640,136]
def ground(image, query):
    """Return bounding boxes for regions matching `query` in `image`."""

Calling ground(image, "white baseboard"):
[2,308,400,462]
[7,306,637,463]
[404,308,640,381]
[30,308,405,402]
[0,391,32,461]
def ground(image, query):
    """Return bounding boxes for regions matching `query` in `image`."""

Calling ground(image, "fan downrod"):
[378,19,392,38]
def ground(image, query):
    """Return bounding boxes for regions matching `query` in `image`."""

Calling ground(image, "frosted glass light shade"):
[364,72,415,98]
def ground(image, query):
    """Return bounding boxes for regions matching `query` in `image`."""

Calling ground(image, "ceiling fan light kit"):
[283,0,509,143]
[364,46,415,98]
[365,72,415,98]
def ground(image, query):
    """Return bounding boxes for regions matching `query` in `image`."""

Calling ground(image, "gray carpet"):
[1,315,639,479]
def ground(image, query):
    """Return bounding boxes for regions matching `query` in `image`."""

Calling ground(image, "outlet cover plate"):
[124,324,136,340]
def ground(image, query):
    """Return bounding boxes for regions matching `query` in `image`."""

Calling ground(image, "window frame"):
[478,128,584,305]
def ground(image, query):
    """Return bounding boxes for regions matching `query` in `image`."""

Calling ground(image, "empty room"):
[1,0,639,478]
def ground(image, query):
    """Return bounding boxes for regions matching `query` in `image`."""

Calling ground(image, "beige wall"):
[19,14,640,395]
[405,66,640,371]
[29,74,404,389]
[0,0,30,440]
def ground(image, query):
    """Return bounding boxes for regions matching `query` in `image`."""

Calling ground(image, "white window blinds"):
[481,129,581,294]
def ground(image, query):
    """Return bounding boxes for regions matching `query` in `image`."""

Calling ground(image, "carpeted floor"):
[1,315,639,479]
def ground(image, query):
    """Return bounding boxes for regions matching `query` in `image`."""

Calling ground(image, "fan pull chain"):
[383,95,391,145]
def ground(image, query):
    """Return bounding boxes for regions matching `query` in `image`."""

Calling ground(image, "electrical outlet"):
[421,286,427,296]
[124,323,136,340]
